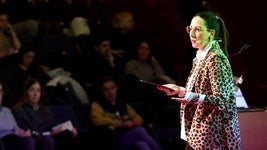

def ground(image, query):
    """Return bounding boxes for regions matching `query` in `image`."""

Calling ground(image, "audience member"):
[89,75,162,150]
[0,80,34,150]
[125,39,176,84]
[12,78,79,150]
[0,8,21,58]
[123,39,178,125]
[75,34,127,87]
[45,67,90,105]
[122,39,181,126]
[0,0,43,43]
[2,43,37,108]
[48,0,91,37]
[108,11,142,60]
[28,53,90,105]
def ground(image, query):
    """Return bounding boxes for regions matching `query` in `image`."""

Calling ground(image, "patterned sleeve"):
[205,54,235,111]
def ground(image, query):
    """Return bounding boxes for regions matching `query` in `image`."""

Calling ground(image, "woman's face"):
[27,82,41,105]
[138,42,151,61]
[188,16,213,50]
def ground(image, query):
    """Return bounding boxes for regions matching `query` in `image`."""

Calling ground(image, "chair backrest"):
[0,139,5,150]
[48,104,82,130]
[41,34,78,57]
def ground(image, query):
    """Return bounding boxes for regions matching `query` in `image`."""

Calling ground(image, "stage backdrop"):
[238,111,267,150]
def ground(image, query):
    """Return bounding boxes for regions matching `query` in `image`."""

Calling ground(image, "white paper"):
[52,120,74,132]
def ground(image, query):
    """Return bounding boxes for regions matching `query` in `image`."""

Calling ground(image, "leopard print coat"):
[181,41,242,150]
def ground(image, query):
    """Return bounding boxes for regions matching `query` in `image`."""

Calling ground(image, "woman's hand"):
[112,49,126,57]
[14,129,32,137]
[161,84,185,97]
[51,126,63,135]
[71,128,78,137]
[171,92,199,104]
[171,97,188,104]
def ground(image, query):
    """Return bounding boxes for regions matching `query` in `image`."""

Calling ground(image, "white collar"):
[196,40,215,61]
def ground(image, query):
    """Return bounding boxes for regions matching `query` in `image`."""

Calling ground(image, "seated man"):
[89,75,162,150]
[0,8,21,58]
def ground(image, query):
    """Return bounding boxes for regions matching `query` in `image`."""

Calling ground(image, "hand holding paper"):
[161,84,185,97]
[171,92,199,104]
[140,80,176,95]
[52,120,78,137]
[140,80,186,99]
[52,120,74,133]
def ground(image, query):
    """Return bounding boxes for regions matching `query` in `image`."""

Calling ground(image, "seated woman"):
[12,78,79,150]
[2,43,37,108]
[123,39,178,125]
[89,75,162,150]
[124,39,176,84]
[0,80,34,150]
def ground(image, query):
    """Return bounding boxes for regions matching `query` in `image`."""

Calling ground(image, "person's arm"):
[161,84,185,97]
[0,107,30,137]
[89,102,123,127]
[14,129,31,137]
[10,113,31,137]
[125,104,143,126]
[124,60,140,78]
[12,107,31,130]
[203,56,235,110]
[104,50,115,67]
[151,56,165,76]
[8,23,21,52]
[112,49,126,57]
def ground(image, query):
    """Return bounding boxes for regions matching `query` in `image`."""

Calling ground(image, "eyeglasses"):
[186,26,209,33]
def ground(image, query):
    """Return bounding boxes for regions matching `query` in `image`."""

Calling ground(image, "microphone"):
[230,43,252,57]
